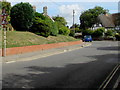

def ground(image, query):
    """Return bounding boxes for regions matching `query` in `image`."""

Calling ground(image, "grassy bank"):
[6,31,80,48]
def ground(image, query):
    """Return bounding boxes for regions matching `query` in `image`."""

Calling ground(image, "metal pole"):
[3,27,6,57]
[73,10,75,34]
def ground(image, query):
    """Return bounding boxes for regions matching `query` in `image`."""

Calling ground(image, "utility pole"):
[73,10,75,35]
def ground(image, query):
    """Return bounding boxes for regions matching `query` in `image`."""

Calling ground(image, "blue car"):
[83,35,92,42]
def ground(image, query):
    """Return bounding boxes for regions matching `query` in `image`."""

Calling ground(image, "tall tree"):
[52,16,67,26]
[30,12,58,37]
[70,23,80,29]
[10,2,34,31]
[79,6,108,29]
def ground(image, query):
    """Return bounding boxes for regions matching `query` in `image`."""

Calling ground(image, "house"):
[96,13,120,30]
[91,23,102,30]
[42,6,54,22]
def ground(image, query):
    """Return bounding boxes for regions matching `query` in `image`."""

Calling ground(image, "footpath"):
[1,42,91,63]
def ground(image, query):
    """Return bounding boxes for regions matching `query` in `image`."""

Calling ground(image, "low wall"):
[1,40,83,56]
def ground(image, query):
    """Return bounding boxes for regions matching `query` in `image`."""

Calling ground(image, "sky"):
[5,0,120,27]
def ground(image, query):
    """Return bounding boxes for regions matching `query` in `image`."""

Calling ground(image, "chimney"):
[43,6,47,16]
[32,5,36,12]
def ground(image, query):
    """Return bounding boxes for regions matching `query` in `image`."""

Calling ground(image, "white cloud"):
[59,4,84,27]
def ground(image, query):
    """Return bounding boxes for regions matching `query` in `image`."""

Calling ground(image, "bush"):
[30,12,58,37]
[45,16,58,36]
[82,29,93,36]
[75,28,81,33]
[93,27,105,37]
[10,2,34,31]
[115,33,120,41]
[105,29,113,36]
[51,22,59,36]
[69,30,75,37]
[59,26,70,36]
[30,17,51,37]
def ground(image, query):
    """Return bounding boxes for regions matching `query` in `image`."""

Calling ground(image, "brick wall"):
[1,40,83,56]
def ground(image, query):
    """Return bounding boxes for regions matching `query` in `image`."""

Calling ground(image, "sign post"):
[1,8,8,57]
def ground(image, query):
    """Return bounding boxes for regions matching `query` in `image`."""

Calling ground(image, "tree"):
[30,17,51,37]
[80,6,108,29]
[52,16,67,26]
[70,24,81,33]
[30,12,58,37]
[70,23,80,29]
[59,26,70,36]
[69,30,75,37]
[10,2,34,31]
[0,0,11,23]
[51,21,59,36]
[34,12,46,20]
[52,16,71,36]
[82,29,93,36]
[0,0,11,14]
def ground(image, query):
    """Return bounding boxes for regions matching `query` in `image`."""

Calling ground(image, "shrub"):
[115,33,120,41]
[30,12,58,37]
[93,27,105,37]
[51,22,59,36]
[75,28,81,33]
[105,29,113,36]
[69,30,75,37]
[45,16,58,36]
[30,17,51,37]
[10,2,34,31]
[82,29,93,36]
[97,27,105,32]
[59,26,70,36]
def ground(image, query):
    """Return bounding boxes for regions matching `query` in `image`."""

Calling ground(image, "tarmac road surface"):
[2,41,119,89]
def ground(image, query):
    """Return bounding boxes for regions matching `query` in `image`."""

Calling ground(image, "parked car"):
[83,35,92,42]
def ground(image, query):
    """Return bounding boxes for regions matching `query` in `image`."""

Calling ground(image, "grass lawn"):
[6,31,80,48]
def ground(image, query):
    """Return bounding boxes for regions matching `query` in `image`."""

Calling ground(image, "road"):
[2,41,119,88]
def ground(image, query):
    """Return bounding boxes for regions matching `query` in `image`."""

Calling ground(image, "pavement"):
[1,42,91,63]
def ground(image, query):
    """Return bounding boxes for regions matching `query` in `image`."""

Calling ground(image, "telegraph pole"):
[73,10,75,35]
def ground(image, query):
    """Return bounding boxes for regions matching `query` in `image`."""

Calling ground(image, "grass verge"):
[6,31,80,48]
